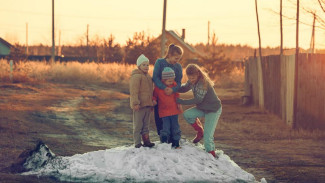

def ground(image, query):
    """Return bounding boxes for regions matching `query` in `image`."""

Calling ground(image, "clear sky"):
[1,0,324,49]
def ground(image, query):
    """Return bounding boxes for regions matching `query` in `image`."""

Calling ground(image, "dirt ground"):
[0,82,324,183]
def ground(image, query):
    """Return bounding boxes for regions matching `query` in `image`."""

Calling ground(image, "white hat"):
[136,54,149,66]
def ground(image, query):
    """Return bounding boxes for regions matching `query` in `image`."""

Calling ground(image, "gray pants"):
[133,107,151,145]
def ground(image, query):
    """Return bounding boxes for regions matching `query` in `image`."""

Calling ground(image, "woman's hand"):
[164,87,173,95]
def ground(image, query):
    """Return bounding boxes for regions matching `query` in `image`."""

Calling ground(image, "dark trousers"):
[154,104,163,135]
[160,115,181,142]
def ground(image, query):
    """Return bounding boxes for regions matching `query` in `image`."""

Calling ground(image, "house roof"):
[0,37,13,48]
[166,30,197,53]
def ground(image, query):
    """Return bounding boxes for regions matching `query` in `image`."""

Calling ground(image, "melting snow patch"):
[22,140,265,183]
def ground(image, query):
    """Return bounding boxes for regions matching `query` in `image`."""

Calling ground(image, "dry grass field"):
[0,59,325,183]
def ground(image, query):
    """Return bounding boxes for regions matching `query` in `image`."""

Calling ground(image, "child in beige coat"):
[129,54,156,148]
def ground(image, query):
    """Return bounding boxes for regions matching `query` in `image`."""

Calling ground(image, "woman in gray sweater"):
[176,64,222,157]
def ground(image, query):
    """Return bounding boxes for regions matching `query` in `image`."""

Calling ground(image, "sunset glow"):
[1,0,325,49]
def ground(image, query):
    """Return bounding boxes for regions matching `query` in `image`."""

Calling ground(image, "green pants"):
[183,107,222,152]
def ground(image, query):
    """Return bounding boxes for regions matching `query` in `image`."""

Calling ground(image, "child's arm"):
[176,83,207,105]
[152,59,167,90]
[129,75,141,109]
[171,64,183,93]
[177,81,192,93]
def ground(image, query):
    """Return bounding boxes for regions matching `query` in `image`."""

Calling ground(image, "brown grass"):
[0,59,140,85]
[0,59,244,88]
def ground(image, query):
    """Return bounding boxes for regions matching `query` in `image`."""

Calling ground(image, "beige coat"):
[129,68,154,109]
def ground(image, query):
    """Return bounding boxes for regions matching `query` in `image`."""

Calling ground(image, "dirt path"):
[0,82,325,183]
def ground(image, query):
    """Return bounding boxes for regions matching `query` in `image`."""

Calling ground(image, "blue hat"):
[162,67,175,80]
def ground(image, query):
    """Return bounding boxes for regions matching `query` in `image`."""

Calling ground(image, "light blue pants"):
[183,107,222,152]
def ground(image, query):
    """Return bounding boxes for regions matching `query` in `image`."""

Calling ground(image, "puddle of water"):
[48,107,73,112]
[42,133,69,139]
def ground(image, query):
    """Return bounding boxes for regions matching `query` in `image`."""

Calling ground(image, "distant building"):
[156,29,203,65]
[0,37,13,56]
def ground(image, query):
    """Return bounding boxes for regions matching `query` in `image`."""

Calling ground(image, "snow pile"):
[22,140,264,183]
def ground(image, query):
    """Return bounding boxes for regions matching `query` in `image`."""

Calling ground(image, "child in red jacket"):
[153,67,182,148]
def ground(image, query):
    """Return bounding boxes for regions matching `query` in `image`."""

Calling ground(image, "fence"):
[245,54,325,130]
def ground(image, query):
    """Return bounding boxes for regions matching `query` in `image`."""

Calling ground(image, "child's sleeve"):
[129,75,141,107]
[152,60,166,90]
[152,87,158,101]
[172,64,183,93]
[177,82,207,105]
[177,81,192,93]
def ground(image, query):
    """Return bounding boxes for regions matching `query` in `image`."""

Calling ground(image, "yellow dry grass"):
[0,59,244,87]
[0,60,139,84]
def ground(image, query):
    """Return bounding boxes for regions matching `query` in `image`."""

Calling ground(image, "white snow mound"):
[22,140,264,183]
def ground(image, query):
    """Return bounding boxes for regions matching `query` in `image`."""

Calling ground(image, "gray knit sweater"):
[176,80,221,112]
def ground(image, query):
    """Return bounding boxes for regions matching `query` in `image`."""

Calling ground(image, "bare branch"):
[318,0,325,13]
[268,9,325,31]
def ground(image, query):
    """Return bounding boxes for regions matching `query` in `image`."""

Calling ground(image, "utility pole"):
[293,0,299,129]
[280,0,283,55]
[51,0,55,64]
[309,13,316,53]
[161,0,167,58]
[58,30,61,56]
[255,0,264,109]
[26,22,28,56]
[255,0,262,59]
[208,21,210,45]
[87,24,89,59]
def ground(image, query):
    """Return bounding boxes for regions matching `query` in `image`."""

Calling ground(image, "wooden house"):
[0,37,13,56]
[156,30,203,65]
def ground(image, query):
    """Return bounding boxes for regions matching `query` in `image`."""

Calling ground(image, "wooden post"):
[26,23,29,57]
[255,0,262,60]
[309,13,316,53]
[255,0,264,108]
[161,0,167,58]
[293,0,299,128]
[9,60,13,82]
[280,0,283,56]
[208,21,210,45]
[87,24,89,59]
[51,0,55,64]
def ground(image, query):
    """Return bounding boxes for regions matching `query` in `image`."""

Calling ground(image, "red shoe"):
[209,151,216,157]
[191,118,204,143]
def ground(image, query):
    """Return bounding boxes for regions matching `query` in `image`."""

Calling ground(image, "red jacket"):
[153,82,181,118]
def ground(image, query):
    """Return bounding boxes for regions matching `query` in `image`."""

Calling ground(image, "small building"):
[0,37,13,56]
[156,30,203,65]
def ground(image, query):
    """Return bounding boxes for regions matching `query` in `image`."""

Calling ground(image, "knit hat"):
[162,67,175,80]
[136,54,149,66]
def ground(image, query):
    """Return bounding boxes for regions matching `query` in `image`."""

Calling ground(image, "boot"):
[135,143,142,148]
[171,140,181,149]
[191,118,204,143]
[142,134,155,147]
[208,151,216,157]
[160,135,168,143]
